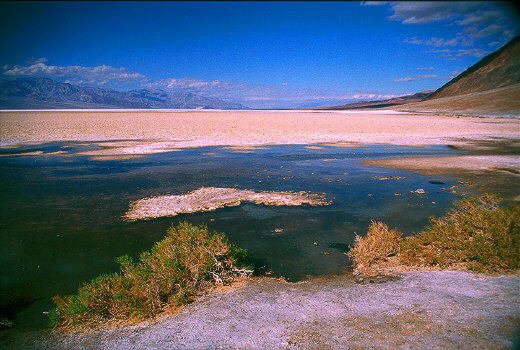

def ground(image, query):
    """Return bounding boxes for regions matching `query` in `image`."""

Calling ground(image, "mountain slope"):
[395,83,520,117]
[428,35,520,100]
[309,91,433,110]
[0,77,248,110]
[312,36,520,114]
[394,36,520,117]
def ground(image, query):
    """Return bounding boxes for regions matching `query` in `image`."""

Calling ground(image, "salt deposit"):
[124,187,330,221]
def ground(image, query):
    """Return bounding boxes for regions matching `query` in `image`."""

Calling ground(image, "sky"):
[1,1,519,109]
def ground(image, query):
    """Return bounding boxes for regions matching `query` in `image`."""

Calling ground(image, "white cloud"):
[26,57,48,64]
[393,74,438,82]
[388,2,479,24]
[427,47,489,59]
[416,67,435,70]
[455,48,488,57]
[424,37,458,47]
[2,62,149,89]
[464,24,507,39]
[403,37,423,45]
[360,1,388,6]
[429,49,452,53]
[450,69,463,77]
[455,9,502,27]
[386,2,515,27]
[386,1,519,60]
[351,93,399,99]
[404,36,458,47]
[145,77,241,94]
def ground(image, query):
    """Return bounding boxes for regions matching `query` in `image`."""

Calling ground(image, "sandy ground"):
[1,110,518,148]
[11,271,520,350]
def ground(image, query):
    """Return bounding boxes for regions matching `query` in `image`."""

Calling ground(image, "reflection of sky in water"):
[0,142,467,336]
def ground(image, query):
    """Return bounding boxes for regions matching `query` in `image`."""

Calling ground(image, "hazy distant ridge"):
[0,77,248,110]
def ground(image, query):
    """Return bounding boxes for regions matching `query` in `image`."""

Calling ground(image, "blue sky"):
[1,1,519,108]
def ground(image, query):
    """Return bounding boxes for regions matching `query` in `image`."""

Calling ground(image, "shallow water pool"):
[0,142,466,338]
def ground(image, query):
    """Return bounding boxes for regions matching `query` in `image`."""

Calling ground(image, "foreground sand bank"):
[15,271,520,349]
[1,110,518,147]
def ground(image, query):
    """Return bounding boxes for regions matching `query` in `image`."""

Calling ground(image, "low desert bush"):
[400,194,519,272]
[347,221,403,271]
[349,194,519,274]
[49,222,252,329]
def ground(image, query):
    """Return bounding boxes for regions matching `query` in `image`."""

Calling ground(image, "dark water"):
[0,142,466,339]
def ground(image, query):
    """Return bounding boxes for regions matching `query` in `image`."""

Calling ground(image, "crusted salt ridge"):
[125,187,330,221]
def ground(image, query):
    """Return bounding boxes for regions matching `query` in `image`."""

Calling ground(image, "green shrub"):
[400,194,520,272]
[50,222,252,329]
[349,194,519,274]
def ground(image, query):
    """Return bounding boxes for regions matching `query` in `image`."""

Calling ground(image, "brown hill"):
[394,36,520,117]
[428,35,520,100]
[308,91,434,110]
[394,83,520,117]
[314,36,520,115]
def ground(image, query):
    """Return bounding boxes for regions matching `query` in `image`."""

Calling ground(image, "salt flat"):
[1,110,518,148]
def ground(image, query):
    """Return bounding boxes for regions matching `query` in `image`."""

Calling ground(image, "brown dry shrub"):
[348,221,403,272]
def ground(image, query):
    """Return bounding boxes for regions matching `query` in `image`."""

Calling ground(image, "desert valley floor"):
[0,110,519,349]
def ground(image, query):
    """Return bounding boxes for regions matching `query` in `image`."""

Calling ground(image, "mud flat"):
[124,187,330,221]
[14,271,520,349]
[365,155,519,176]
[3,109,516,196]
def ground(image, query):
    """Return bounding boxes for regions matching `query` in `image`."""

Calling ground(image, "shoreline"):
[2,110,517,196]
[12,270,520,349]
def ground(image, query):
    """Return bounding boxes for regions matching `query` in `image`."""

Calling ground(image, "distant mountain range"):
[0,77,248,110]
[2,35,519,113]
[313,35,520,114]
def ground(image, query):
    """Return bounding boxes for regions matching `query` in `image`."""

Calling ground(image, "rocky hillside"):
[0,77,248,110]
[428,35,520,100]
